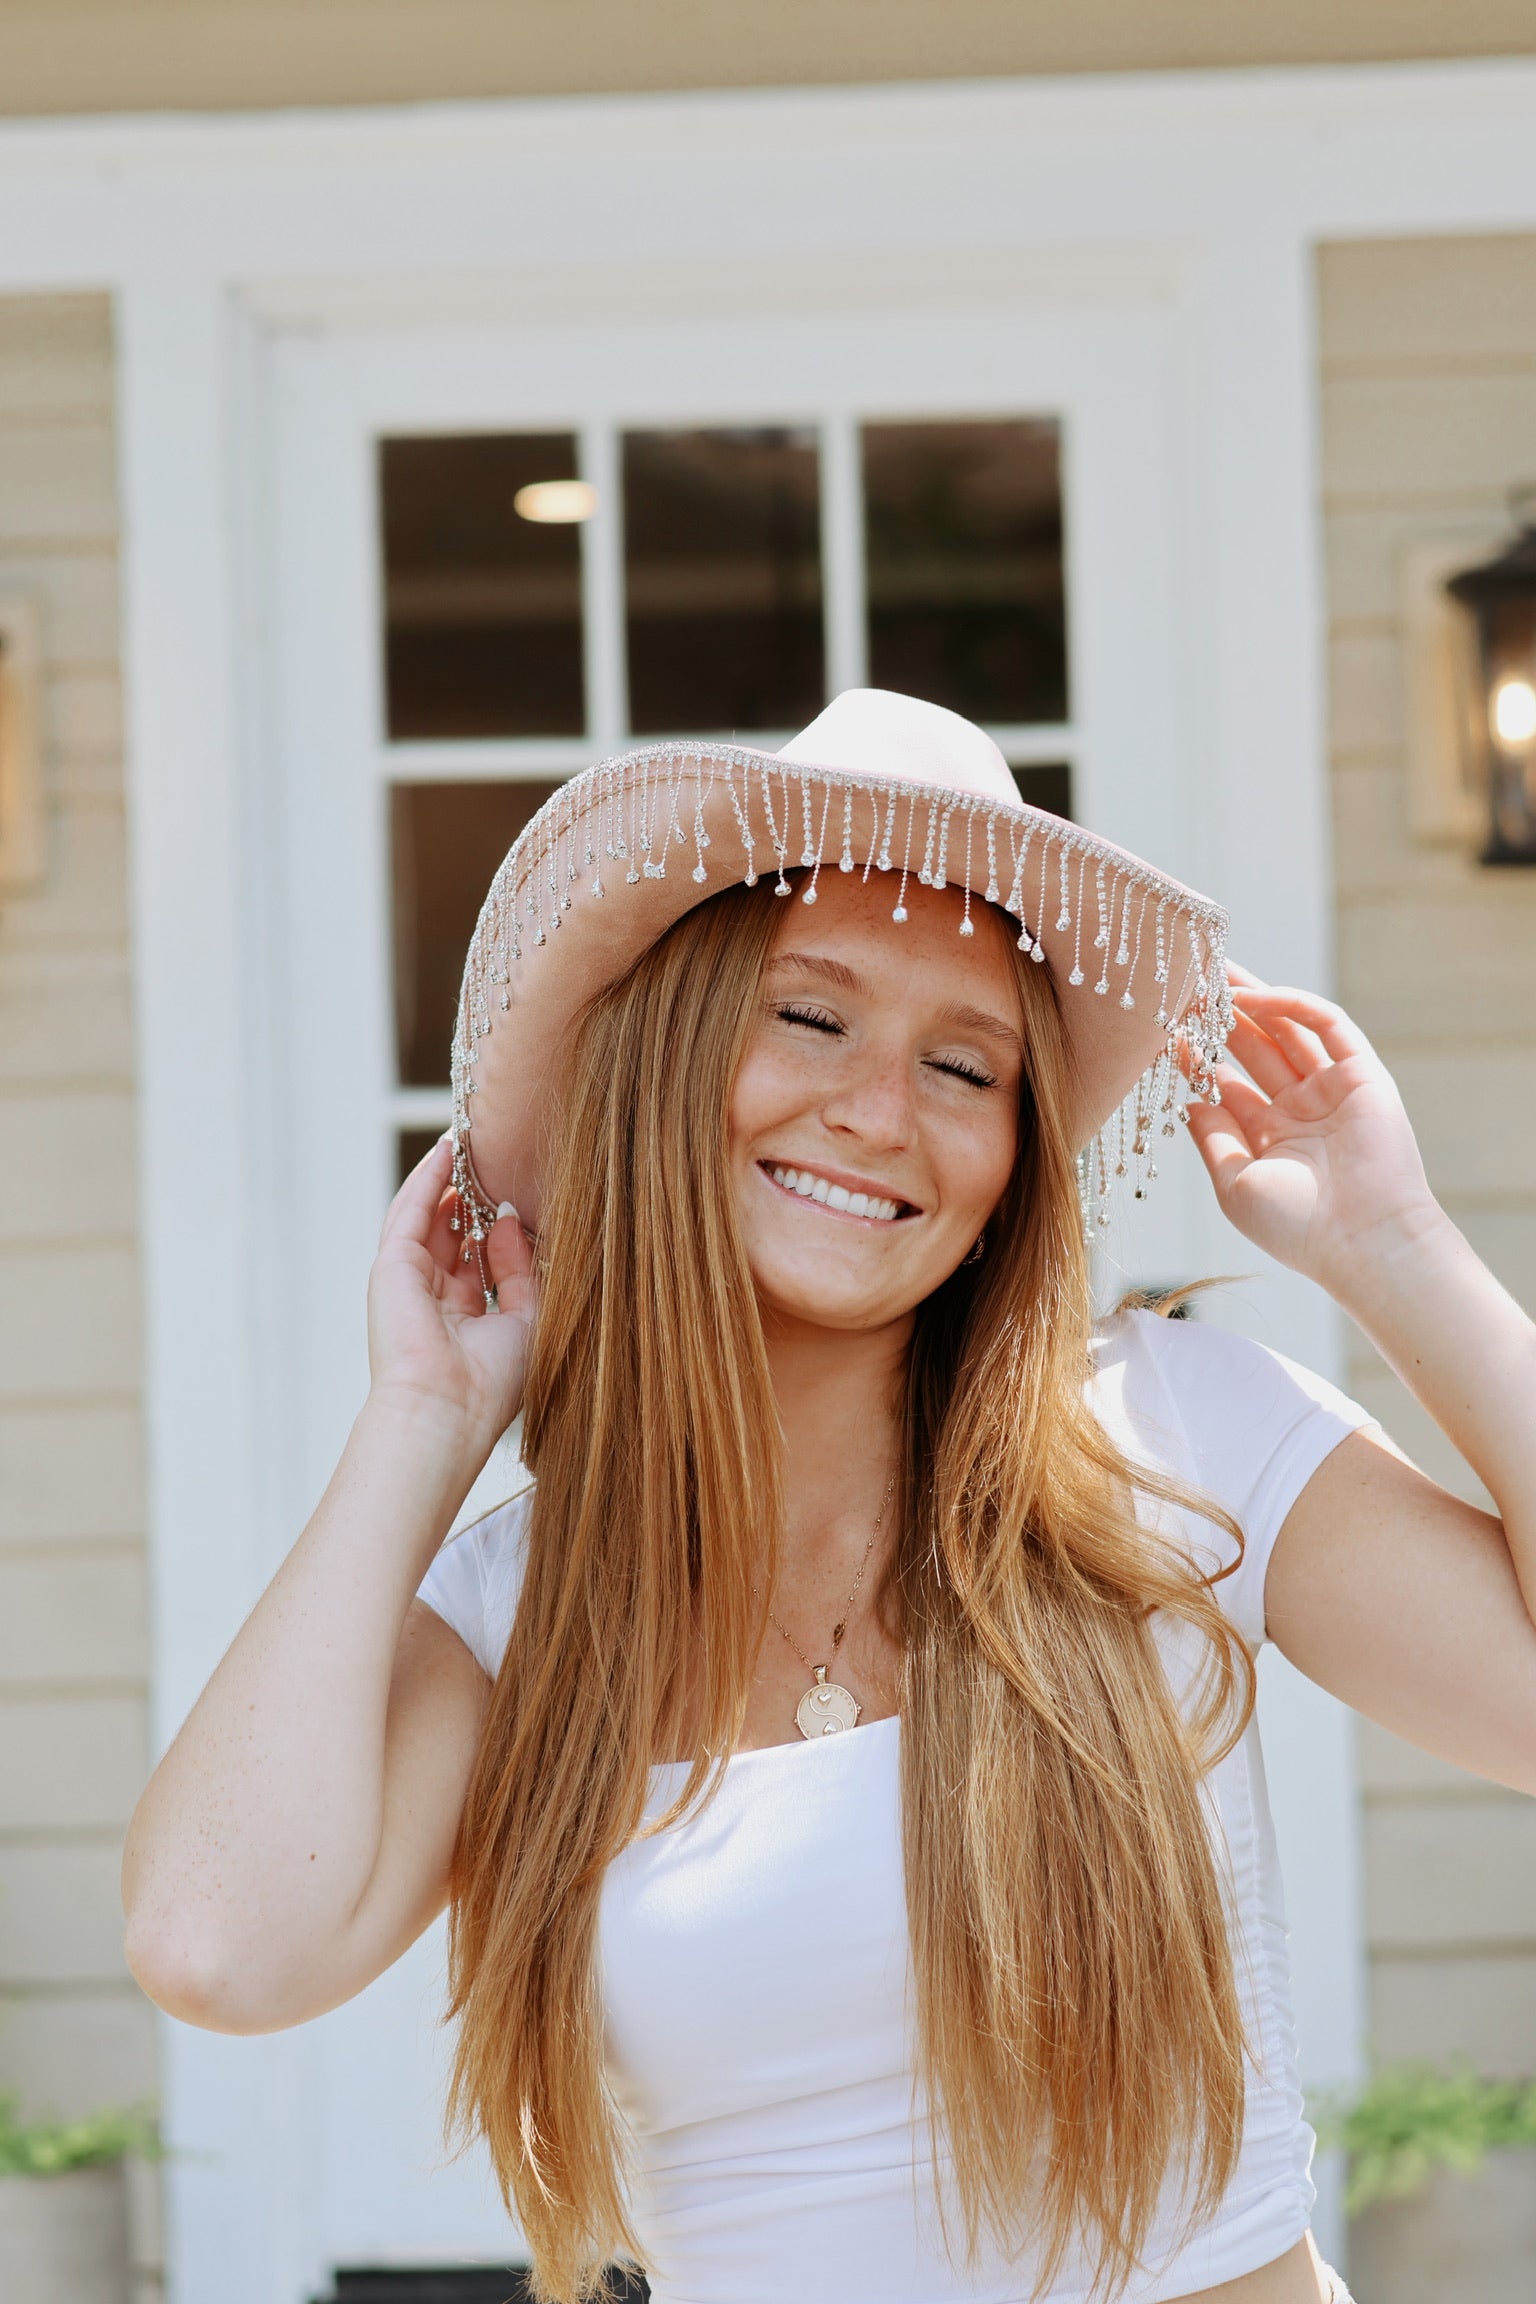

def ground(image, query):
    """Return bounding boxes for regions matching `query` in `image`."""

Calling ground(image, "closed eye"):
[775,1001,844,1036]
[927,1055,997,1089]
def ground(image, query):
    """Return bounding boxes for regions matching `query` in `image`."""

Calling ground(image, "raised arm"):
[1187,973,1536,1793]
[121,1139,532,2032]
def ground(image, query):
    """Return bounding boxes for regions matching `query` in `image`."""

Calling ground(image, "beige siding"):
[1318,237,1536,2080]
[1,0,1536,118]
[0,292,158,2298]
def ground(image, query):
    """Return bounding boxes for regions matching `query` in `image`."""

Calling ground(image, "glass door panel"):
[622,426,824,733]
[380,433,588,738]
[860,418,1067,724]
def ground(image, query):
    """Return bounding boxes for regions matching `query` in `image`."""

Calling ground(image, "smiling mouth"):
[760,1162,915,1223]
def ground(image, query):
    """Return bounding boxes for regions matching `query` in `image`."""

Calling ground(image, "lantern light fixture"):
[1445,486,1536,865]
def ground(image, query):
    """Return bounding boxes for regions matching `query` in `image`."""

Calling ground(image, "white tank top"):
[418,1311,1371,2304]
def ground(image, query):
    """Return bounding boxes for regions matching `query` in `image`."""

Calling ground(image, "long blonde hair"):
[445,880,1254,2300]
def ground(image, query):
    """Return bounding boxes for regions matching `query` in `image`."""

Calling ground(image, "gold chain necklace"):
[766,1476,897,1740]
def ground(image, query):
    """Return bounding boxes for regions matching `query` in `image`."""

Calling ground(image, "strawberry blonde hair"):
[445,880,1253,2300]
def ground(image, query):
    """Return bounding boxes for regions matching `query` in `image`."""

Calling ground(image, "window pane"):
[862,420,1067,725]
[1012,762,1072,821]
[381,435,586,739]
[624,428,824,734]
[391,780,559,1086]
[397,1127,445,1188]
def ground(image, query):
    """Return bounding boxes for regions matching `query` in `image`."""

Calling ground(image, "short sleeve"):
[1095,1311,1375,1647]
[416,1486,532,1679]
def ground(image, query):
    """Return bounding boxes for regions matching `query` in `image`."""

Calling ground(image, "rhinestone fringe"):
[450,745,1232,1249]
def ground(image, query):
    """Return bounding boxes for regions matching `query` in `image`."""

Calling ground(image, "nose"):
[818,1033,915,1153]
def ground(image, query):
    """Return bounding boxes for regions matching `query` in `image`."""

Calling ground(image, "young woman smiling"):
[123,693,1536,2304]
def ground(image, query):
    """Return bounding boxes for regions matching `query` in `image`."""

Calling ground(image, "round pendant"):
[795,1677,862,1740]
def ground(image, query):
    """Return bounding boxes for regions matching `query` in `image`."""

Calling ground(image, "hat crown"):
[778,688,1018,810]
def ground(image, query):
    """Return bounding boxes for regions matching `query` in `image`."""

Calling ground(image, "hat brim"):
[452,741,1230,1231]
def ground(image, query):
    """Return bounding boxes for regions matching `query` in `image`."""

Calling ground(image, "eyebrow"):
[767,952,1024,1054]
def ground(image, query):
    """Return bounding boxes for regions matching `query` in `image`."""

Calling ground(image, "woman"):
[124,691,1536,2304]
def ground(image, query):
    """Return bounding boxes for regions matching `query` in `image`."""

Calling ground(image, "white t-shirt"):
[418,1310,1372,2304]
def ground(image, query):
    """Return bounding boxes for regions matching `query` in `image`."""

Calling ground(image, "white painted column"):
[1182,222,1365,2263]
[115,273,328,2304]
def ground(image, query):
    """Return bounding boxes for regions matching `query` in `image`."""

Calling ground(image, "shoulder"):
[415,1481,534,1680]
[1091,1304,1365,1454]
[1090,1306,1374,1645]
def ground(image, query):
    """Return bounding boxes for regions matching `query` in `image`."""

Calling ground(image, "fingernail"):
[437,1130,453,1146]
[496,1201,518,1220]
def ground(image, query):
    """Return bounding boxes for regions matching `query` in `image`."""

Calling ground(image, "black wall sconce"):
[1445,488,1536,865]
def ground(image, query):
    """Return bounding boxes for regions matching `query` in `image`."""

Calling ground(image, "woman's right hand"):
[366,1135,538,1450]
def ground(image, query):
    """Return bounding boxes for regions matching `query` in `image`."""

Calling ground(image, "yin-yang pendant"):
[795,1663,862,1739]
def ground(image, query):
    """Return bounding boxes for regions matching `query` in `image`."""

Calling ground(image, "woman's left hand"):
[1185,966,1441,1292]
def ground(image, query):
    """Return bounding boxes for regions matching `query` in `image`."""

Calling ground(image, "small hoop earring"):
[964,1230,987,1266]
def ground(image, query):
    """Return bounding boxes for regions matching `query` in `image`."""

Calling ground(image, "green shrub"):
[1314,2064,1536,2210]
[0,2097,159,2178]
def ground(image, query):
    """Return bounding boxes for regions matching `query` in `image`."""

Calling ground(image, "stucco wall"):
[0,292,158,2294]
[1319,235,1536,2076]
[0,0,1534,116]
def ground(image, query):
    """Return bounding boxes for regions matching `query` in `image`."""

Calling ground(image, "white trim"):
[15,53,1536,2300]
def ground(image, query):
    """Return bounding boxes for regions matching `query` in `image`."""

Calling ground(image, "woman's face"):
[728,873,1025,1337]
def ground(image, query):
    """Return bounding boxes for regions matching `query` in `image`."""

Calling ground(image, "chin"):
[753,1263,928,1335]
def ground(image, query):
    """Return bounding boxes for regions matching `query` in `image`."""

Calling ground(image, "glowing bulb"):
[1492,677,1536,746]
[513,480,597,524]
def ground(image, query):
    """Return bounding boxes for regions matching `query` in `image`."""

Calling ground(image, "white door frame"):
[263,298,1207,2292]
[4,56,1536,2301]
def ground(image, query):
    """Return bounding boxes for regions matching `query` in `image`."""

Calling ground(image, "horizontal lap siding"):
[0,292,159,2300]
[1318,240,1536,2081]
[3,2,1536,114]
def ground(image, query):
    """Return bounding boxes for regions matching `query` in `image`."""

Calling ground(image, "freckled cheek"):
[728,1045,821,1152]
[937,1123,1017,1231]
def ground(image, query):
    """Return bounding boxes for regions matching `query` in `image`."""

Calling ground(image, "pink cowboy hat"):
[449,689,1230,1244]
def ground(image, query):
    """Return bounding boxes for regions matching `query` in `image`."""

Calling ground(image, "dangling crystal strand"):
[1093,866,1114,995]
[691,760,713,885]
[840,785,855,872]
[1121,885,1150,1010]
[771,767,793,894]
[561,809,577,917]
[876,787,897,874]
[932,804,955,893]
[917,797,940,887]
[799,771,818,869]
[1004,820,1027,920]
[958,809,976,935]
[892,792,918,923]
[1056,838,1072,935]
[624,758,642,884]
[757,763,790,895]
[801,781,834,905]
[1035,833,1053,958]
[726,762,757,886]
[1068,848,1088,987]
[1093,860,1110,953]
[984,813,1000,906]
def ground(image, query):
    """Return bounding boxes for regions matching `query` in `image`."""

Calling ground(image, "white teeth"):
[767,1165,902,1222]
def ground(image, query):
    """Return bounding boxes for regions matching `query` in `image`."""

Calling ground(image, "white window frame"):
[374,398,1088,1147]
[7,55,1536,2302]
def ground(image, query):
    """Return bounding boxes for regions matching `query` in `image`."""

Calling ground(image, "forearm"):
[1329,1204,1536,1612]
[122,1390,488,2023]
